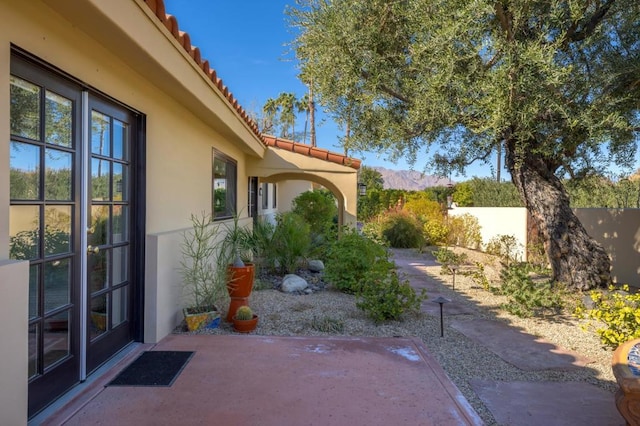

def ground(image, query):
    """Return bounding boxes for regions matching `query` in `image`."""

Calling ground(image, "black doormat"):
[107,351,194,387]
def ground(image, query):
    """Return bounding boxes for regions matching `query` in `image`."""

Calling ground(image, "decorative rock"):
[308,259,325,272]
[282,274,309,293]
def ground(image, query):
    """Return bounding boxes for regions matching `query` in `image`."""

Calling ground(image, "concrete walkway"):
[391,248,625,426]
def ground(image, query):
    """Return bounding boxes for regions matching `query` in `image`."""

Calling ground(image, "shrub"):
[292,189,337,236]
[356,267,426,323]
[485,234,522,266]
[470,262,491,291]
[361,219,388,246]
[575,285,640,349]
[423,218,449,246]
[324,229,392,294]
[432,247,468,274]
[272,212,311,274]
[381,211,424,248]
[309,316,345,333]
[494,263,566,318]
[448,213,482,249]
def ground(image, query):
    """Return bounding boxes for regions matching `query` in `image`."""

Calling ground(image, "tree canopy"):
[289,0,640,290]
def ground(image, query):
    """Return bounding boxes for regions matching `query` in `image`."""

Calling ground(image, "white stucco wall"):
[450,207,529,261]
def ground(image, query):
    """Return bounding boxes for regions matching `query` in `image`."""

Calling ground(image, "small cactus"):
[235,306,254,320]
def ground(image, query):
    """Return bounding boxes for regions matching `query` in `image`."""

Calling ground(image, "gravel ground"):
[175,248,618,425]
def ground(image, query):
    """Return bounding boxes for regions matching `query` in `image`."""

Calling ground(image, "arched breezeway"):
[246,137,361,230]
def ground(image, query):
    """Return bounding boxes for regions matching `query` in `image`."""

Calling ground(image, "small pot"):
[232,314,259,333]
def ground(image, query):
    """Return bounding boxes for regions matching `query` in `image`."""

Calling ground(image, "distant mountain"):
[373,167,453,190]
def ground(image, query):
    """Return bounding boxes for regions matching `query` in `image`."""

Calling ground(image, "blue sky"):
[161,0,499,179]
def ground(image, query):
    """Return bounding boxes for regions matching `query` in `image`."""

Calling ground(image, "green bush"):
[324,229,392,294]
[272,212,311,274]
[381,211,424,248]
[448,213,482,249]
[494,263,566,318]
[361,220,388,246]
[356,267,426,323]
[423,219,449,246]
[432,247,468,274]
[292,189,337,236]
[575,285,640,349]
[485,234,521,266]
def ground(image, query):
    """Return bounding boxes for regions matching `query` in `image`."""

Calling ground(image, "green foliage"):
[494,263,566,318]
[404,193,443,221]
[247,217,276,273]
[381,211,424,248]
[575,285,640,349]
[360,219,388,246]
[470,262,491,291]
[180,213,227,311]
[235,305,254,320]
[432,248,468,274]
[423,219,449,246]
[356,267,426,323]
[357,188,410,222]
[448,214,482,249]
[290,0,639,290]
[485,234,522,266]
[564,175,640,208]
[324,229,392,294]
[292,189,337,236]
[359,166,384,192]
[455,178,523,207]
[309,316,345,333]
[272,212,311,274]
[451,182,474,207]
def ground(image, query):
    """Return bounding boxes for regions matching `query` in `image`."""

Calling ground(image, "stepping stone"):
[470,380,624,426]
[451,319,592,371]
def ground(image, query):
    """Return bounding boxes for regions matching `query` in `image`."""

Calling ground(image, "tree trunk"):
[505,142,611,290]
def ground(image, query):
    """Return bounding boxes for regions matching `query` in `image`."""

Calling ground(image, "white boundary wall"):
[450,206,640,287]
[449,207,528,261]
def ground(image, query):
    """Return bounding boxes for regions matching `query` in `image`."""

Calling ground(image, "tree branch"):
[361,70,412,104]
[565,0,616,44]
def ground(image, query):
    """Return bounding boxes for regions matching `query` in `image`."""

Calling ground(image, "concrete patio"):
[38,334,482,425]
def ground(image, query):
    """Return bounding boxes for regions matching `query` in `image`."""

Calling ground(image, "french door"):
[9,53,142,417]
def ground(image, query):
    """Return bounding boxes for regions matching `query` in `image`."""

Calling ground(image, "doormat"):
[107,351,194,387]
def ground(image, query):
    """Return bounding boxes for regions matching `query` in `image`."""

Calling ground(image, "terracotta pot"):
[232,314,259,333]
[226,263,255,298]
[226,297,249,322]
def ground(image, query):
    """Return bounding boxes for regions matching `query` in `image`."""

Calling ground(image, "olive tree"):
[289,0,640,290]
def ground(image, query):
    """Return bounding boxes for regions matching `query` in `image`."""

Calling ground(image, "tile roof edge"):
[142,0,265,144]
[263,135,362,170]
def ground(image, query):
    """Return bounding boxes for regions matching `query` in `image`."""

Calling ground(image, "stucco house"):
[0,0,361,422]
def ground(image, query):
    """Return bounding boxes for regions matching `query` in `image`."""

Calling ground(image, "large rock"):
[308,259,325,272]
[282,274,309,293]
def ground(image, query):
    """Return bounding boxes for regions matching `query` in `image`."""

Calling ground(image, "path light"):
[450,264,459,291]
[432,296,451,337]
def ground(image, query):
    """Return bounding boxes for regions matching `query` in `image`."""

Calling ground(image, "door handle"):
[87,245,100,254]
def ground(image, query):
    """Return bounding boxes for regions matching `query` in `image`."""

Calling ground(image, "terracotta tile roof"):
[142,0,263,142]
[263,136,361,170]
[141,0,361,170]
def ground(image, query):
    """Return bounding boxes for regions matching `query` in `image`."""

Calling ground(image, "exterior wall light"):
[358,183,367,196]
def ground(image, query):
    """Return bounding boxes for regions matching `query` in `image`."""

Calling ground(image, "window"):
[261,183,269,210]
[272,183,277,209]
[212,150,237,219]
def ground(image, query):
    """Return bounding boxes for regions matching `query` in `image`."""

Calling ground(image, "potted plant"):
[232,305,258,333]
[220,214,256,321]
[179,212,227,331]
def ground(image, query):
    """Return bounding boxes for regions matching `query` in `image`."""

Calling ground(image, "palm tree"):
[276,92,296,138]
[262,97,279,134]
